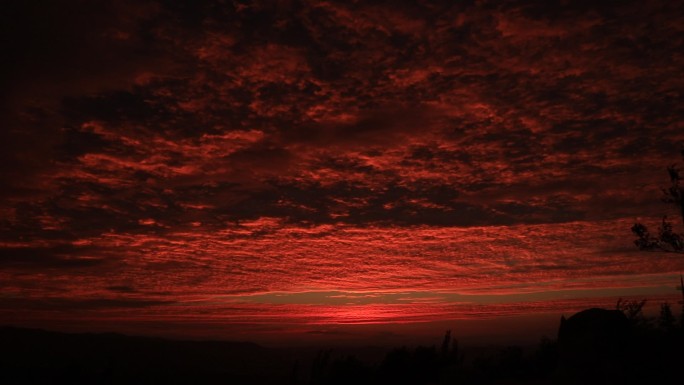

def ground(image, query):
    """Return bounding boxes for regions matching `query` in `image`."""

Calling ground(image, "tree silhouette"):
[616,298,648,327]
[657,302,676,332]
[631,149,684,253]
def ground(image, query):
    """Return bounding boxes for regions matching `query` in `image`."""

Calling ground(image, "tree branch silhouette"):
[631,149,684,253]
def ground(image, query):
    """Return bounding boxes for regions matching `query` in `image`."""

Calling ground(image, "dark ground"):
[2,307,683,385]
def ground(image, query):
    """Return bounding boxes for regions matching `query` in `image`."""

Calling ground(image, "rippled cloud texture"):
[2,0,684,344]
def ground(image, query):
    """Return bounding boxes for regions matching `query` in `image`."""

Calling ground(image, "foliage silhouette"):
[658,302,676,332]
[632,149,684,252]
[3,309,684,385]
[616,298,648,326]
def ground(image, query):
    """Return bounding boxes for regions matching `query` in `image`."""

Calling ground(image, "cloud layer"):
[2,0,684,342]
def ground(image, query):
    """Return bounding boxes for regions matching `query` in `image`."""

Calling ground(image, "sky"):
[2,0,684,346]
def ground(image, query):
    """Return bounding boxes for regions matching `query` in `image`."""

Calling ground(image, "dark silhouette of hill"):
[3,305,683,385]
[0,326,290,385]
[554,304,684,384]
[557,308,630,382]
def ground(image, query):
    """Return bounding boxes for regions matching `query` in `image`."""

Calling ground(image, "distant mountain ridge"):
[0,325,290,385]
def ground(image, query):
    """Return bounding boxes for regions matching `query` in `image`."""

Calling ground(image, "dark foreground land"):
[2,307,683,384]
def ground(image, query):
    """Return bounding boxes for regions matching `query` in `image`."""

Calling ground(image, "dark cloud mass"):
[1,0,684,342]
